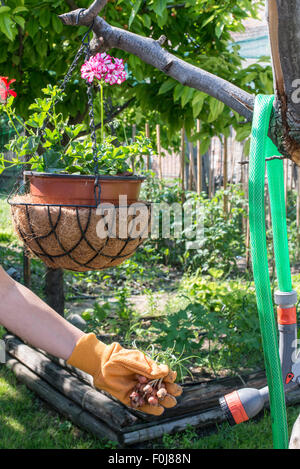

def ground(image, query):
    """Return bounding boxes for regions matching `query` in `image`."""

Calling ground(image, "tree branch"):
[60,1,108,25]
[59,6,255,122]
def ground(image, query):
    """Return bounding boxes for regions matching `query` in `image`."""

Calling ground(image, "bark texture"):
[268,0,300,163]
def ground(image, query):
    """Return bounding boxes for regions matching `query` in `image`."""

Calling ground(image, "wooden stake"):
[196,120,202,195]
[45,268,65,317]
[145,122,150,170]
[290,161,294,191]
[180,128,185,202]
[297,166,300,259]
[189,141,196,191]
[131,124,136,172]
[209,142,214,198]
[23,169,31,288]
[156,124,162,180]
[285,158,289,208]
[23,248,31,288]
[223,136,228,216]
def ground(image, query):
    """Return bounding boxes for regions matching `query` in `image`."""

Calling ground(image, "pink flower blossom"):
[81,53,127,85]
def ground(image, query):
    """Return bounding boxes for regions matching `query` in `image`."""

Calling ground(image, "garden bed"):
[5,333,300,446]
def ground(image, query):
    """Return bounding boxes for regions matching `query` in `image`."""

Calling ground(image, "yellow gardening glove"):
[67,333,183,415]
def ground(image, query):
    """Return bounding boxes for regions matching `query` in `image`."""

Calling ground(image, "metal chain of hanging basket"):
[34,16,102,206]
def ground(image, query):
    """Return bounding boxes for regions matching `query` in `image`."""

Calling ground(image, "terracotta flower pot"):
[23,171,146,206]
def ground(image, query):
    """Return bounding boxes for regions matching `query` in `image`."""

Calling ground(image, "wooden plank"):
[6,357,121,444]
[4,335,137,429]
[156,370,267,419]
[6,332,300,445]
[36,337,269,420]
[8,351,300,446]
[123,408,224,445]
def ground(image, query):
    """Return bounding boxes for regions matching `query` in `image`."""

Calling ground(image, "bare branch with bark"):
[59,0,300,165]
[58,3,255,122]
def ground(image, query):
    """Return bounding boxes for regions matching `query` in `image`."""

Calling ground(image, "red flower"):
[0,76,17,104]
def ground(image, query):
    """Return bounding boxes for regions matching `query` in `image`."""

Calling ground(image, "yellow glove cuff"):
[66,333,106,377]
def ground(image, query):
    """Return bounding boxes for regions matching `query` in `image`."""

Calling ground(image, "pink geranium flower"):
[81,53,127,85]
[80,58,101,83]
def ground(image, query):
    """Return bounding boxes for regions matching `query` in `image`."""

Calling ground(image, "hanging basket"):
[9,173,151,272]
[7,29,152,273]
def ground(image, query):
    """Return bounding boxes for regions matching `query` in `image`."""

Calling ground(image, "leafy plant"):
[0,84,153,176]
[140,175,247,275]
[136,342,198,383]
[82,284,139,344]
[151,301,207,355]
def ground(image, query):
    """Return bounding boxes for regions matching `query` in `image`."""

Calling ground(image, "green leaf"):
[36,39,48,58]
[235,123,251,142]
[215,22,224,38]
[158,78,176,95]
[201,13,216,29]
[173,83,185,102]
[192,92,206,118]
[39,8,50,28]
[200,136,211,155]
[0,13,15,41]
[142,13,151,28]
[27,17,39,37]
[181,87,195,108]
[0,6,11,14]
[129,0,143,28]
[152,0,168,17]
[207,98,224,123]
[12,6,28,14]
[157,8,168,27]
[52,14,63,34]
[14,15,25,29]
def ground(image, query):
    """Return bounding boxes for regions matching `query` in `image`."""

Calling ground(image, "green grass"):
[157,408,300,450]
[0,194,16,243]
[0,365,118,449]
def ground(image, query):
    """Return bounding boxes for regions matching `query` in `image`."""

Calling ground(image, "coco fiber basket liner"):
[10,195,151,272]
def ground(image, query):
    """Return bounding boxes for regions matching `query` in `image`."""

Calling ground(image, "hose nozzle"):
[219,388,266,426]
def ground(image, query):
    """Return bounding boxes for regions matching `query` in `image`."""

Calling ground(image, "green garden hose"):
[267,141,292,293]
[249,94,289,449]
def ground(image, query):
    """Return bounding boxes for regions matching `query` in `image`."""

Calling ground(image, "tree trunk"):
[268,0,300,163]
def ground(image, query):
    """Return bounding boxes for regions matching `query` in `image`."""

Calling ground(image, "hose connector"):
[274,290,297,307]
[219,388,266,426]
